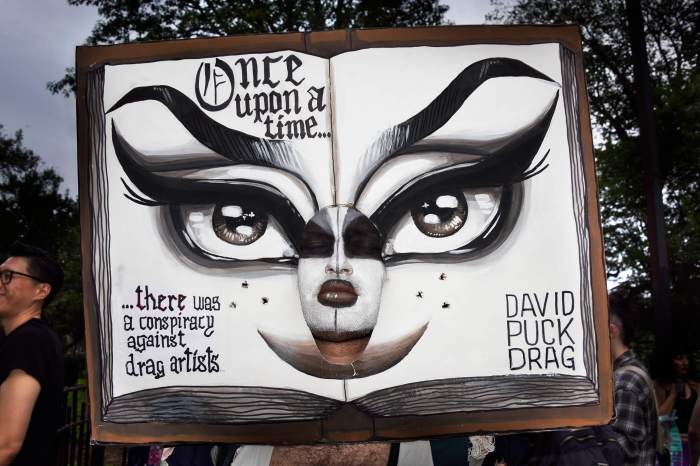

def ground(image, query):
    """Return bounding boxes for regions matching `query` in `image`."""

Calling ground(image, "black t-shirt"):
[0,318,64,466]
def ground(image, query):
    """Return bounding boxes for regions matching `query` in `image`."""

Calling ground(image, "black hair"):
[608,292,634,347]
[7,241,64,306]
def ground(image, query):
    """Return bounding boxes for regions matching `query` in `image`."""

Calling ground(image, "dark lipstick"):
[317,279,358,307]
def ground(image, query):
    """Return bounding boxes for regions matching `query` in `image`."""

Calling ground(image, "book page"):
[328,44,588,400]
[101,51,344,400]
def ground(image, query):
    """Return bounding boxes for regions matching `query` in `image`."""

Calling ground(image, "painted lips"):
[317,279,358,307]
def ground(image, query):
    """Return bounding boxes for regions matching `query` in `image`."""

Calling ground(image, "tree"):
[487,0,700,347]
[48,0,449,96]
[0,126,85,371]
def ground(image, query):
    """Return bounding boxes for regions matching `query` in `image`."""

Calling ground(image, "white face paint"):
[298,257,385,341]
[297,206,386,343]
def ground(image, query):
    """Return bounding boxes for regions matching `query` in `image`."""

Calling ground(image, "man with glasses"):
[0,242,64,466]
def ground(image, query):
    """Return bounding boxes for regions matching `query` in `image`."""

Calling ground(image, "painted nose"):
[325,227,354,276]
[324,262,353,275]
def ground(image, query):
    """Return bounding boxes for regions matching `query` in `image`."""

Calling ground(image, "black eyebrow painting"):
[353,57,557,199]
[108,85,302,172]
[106,85,320,208]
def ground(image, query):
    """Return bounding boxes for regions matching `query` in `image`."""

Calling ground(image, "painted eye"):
[383,187,506,256]
[410,193,467,238]
[212,203,268,245]
[175,204,297,261]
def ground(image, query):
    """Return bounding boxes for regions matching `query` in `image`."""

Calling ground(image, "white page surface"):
[103,52,343,399]
[329,44,586,399]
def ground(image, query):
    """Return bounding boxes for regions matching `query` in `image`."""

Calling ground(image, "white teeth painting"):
[77,26,613,443]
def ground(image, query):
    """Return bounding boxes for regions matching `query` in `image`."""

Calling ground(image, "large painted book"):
[76,26,612,443]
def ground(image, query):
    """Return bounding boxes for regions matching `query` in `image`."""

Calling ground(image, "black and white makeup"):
[298,206,385,342]
[107,57,559,379]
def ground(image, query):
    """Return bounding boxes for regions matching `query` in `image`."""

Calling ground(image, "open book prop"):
[76,26,612,443]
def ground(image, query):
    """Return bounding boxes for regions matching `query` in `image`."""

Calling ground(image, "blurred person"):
[688,394,700,465]
[654,349,698,465]
[609,303,657,466]
[654,349,698,433]
[0,242,64,466]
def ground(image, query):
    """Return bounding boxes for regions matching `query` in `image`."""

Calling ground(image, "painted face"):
[297,206,385,361]
[108,56,558,378]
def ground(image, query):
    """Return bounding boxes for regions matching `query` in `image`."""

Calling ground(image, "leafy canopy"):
[488,0,700,346]
[48,0,449,96]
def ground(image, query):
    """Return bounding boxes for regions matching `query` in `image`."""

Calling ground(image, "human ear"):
[35,283,51,302]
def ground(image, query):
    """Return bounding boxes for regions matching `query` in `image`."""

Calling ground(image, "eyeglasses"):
[0,269,43,285]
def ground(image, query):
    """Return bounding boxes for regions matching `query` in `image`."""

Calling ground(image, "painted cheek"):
[354,259,385,296]
[297,259,326,301]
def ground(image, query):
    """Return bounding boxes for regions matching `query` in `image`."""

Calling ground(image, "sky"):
[0,0,494,196]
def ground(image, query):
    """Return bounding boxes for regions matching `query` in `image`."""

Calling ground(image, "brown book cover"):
[76,25,612,444]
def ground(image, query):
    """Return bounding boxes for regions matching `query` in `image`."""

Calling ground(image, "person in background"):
[688,395,700,466]
[609,301,657,466]
[655,350,699,430]
[0,242,64,466]
[654,349,699,465]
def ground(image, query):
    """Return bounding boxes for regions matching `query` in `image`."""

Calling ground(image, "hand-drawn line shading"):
[101,374,597,424]
[105,386,343,423]
[560,46,597,388]
[352,374,597,417]
[87,68,114,410]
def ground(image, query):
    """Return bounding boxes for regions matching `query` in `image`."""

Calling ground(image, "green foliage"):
[48,0,449,96]
[488,0,700,347]
[0,126,84,357]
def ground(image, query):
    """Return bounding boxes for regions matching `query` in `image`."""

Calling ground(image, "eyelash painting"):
[79,31,611,444]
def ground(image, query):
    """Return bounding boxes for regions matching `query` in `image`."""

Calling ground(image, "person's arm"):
[611,385,646,460]
[655,381,676,416]
[0,369,41,466]
[689,395,700,466]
